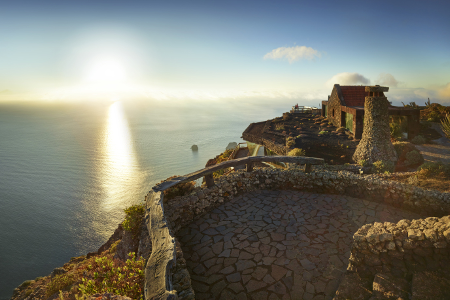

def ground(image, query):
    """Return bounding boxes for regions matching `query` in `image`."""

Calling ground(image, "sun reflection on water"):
[101,101,145,212]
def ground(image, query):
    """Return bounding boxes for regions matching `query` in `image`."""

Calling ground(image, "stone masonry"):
[353,86,397,164]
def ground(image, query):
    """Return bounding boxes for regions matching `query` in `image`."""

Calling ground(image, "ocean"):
[0,98,298,298]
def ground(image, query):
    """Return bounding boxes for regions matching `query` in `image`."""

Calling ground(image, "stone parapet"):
[348,215,450,278]
[146,167,450,299]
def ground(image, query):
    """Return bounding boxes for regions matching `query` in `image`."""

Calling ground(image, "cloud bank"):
[264,46,321,63]
[375,73,399,87]
[325,72,370,88]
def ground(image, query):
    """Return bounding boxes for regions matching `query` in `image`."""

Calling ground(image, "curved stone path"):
[177,190,422,300]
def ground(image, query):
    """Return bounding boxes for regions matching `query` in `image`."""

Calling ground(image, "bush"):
[122,204,145,237]
[404,150,424,166]
[318,131,329,135]
[162,176,196,201]
[358,159,369,167]
[287,148,306,156]
[78,253,145,299]
[372,160,395,174]
[393,141,416,161]
[441,114,450,139]
[411,135,426,145]
[46,273,76,297]
[286,137,295,148]
[275,124,285,131]
[418,162,450,177]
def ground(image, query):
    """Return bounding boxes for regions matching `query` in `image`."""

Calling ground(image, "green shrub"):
[389,122,402,139]
[286,137,295,148]
[441,115,450,139]
[404,150,424,166]
[287,148,306,156]
[46,273,76,297]
[427,111,441,122]
[78,253,144,299]
[358,159,369,167]
[411,135,426,145]
[372,160,395,174]
[162,176,196,201]
[275,124,285,131]
[318,131,329,135]
[418,162,450,177]
[122,204,145,237]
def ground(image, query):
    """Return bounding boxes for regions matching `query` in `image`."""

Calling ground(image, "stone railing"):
[348,215,450,278]
[144,156,324,300]
[145,163,450,299]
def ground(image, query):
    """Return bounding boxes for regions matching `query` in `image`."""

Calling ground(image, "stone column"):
[352,86,397,164]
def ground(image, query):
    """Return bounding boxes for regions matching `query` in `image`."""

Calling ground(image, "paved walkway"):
[177,190,422,300]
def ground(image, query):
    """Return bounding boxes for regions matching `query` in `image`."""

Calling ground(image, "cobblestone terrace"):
[177,190,422,300]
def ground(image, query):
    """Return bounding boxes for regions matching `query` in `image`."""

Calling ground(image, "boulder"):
[226,142,238,150]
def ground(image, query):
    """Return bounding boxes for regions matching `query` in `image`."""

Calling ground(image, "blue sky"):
[0,0,449,104]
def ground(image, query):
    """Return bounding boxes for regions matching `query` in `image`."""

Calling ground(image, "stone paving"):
[177,190,422,300]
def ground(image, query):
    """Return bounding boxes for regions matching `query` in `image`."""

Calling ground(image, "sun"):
[86,58,126,83]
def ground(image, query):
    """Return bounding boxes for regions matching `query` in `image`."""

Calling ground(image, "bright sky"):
[0,0,449,105]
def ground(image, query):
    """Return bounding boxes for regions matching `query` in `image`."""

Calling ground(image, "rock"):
[226,142,238,150]
[137,219,152,259]
[191,144,198,151]
[51,267,67,278]
[411,271,450,300]
[334,273,372,300]
[114,229,139,261]
[372,272,410,299]
[88,293,132,300]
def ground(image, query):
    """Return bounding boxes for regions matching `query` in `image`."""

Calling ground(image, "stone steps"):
[334,271,450,300]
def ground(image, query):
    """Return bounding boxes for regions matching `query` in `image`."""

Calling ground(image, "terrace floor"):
[177,190,422,300]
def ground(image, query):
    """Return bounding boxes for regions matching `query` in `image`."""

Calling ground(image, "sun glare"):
[86,58,126,83]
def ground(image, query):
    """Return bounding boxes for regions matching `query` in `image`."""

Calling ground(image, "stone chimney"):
[352,86,397,164]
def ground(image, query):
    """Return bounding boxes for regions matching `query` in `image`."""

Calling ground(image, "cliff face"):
[10,219,152,300]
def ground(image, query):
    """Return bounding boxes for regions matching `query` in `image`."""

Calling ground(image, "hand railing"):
[153,155,324,191]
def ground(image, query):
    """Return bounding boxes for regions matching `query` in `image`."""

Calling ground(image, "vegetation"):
[404,150,424,167]
[358,159,369,167]
[161,175,196,201]
[122,204,145,237]
[287,148,306,156]
[275,123,285,131]
[389,116,408,140]
[411,135,426,145]
[286,137,295,148]
[372,160,395,174]
[78,253,145,299]
[418,162,450,178]
[420,102,450,122]
[46,273,77,297]
[441,114,450,139]
[318,131,329,135]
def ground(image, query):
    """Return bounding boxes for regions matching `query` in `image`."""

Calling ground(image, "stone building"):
[321,84,420,139]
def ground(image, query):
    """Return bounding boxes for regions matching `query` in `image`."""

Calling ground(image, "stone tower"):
[352,86,397,164]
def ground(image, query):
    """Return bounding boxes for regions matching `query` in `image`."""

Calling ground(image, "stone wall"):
[327,85,344,128]
[348,216,450,278]
[147,167,450,299]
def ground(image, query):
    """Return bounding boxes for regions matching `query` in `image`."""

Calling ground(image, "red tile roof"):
[340,86,367,106]
[339,86,385,107]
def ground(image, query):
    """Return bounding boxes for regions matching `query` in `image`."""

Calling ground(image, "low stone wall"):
[146,167,450,299]
[348,216,450,279]
[165,169,450,235]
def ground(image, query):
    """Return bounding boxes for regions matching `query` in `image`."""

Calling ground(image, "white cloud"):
[438,82,450,100]
[375,73,399,87]
[264,46,321,63]
[325,72,370,88]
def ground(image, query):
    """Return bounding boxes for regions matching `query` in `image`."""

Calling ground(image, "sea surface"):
[0,98,293,299]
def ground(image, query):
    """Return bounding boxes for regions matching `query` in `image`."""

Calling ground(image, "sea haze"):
[0,98,294,298]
